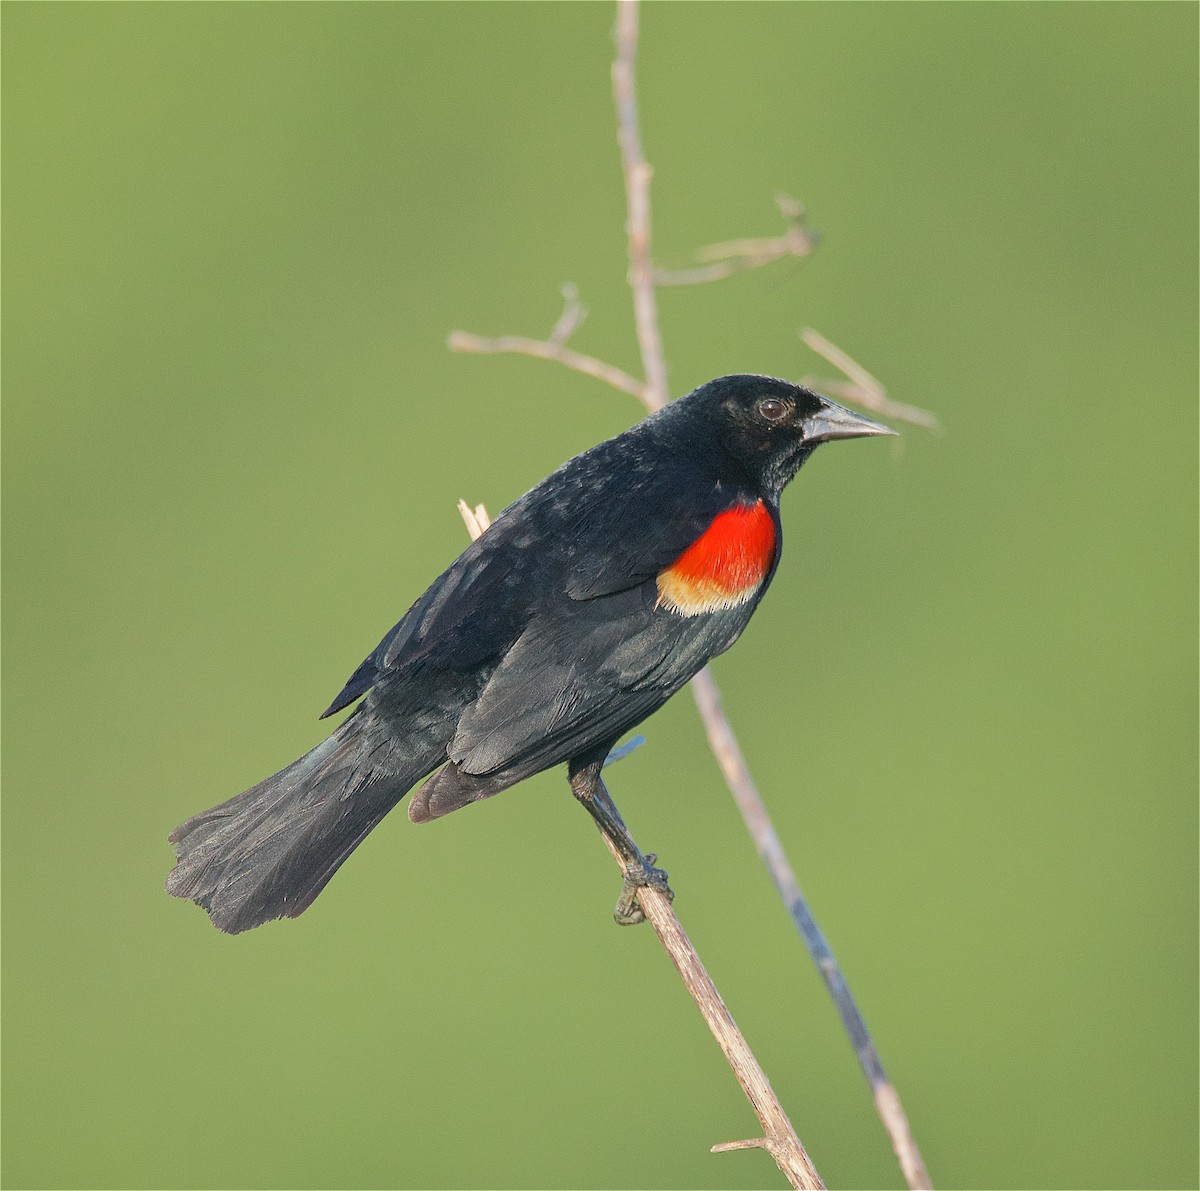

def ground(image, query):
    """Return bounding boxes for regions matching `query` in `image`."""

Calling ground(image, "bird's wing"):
[447,588,757,779]
[320,532,523,718]
[322,434,772,720]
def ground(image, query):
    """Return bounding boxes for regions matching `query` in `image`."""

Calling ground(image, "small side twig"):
[548,283,587,346]
[448,328,648,405]
[800,327,940,432]
[655,195,818,286]
[458,499,824,1191]
[449,286,648,405]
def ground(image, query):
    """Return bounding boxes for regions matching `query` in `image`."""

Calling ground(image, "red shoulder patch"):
[657,500,776,616]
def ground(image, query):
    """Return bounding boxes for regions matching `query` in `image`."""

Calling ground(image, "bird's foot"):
[613,854,674,925]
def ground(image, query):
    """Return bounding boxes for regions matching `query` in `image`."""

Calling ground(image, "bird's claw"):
[613,856,673,925]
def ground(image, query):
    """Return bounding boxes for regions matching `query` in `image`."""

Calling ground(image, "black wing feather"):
[322,418,768,722]
[449,584,757,779]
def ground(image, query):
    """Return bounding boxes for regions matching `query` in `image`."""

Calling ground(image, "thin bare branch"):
[656,195,818,286]
[449,283,649,404]
[654,253,789,287]
[877,1082,933,1191]
[800,326,941,432]
[459,501,823,1191]
[611,8,932,1186]
[448,329,648,403]
[629,868,824,1191]
[690,670,933,1190]
[712,1137,772,1154]
[613,0,669,410]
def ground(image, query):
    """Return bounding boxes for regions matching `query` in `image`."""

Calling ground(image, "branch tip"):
[448,321,649,404]
[800,326,941,432]
[549,283,587,346]
[712,1137,770,1154]
[457,499,491,542]
[656,192,817,286]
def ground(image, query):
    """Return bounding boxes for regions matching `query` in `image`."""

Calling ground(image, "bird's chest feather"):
[656,500,776,616]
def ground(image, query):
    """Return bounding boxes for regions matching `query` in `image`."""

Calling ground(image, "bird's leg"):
[568,756,673,925]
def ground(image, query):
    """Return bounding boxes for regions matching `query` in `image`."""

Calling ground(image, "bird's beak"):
[804,397,897,443]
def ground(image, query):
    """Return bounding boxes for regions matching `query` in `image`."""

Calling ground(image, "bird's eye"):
[757,398,789,423]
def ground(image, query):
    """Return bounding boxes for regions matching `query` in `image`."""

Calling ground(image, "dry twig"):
[449,283,649,402]
[448,1,933,1186]
[655,195,818,286]
[799,327,941,432]
[613,6,669,410]
[447,333,647,403]
[459,502,822,1190]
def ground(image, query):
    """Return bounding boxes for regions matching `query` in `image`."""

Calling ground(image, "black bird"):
[166,375,893,933]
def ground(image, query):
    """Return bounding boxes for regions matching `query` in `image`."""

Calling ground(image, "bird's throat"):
[656,500,775,616]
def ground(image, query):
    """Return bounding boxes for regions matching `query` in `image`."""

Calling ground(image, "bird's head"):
[672,374,896,498]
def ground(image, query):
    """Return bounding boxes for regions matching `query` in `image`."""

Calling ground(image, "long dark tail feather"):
[166,712,430,934]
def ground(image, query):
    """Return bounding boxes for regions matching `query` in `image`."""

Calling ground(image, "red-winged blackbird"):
[166,375,893,933]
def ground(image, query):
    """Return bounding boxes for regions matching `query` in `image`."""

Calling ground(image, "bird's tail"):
[166,710,429,934]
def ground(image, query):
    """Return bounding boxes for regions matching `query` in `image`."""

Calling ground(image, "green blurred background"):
[3,3,1196,1188]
